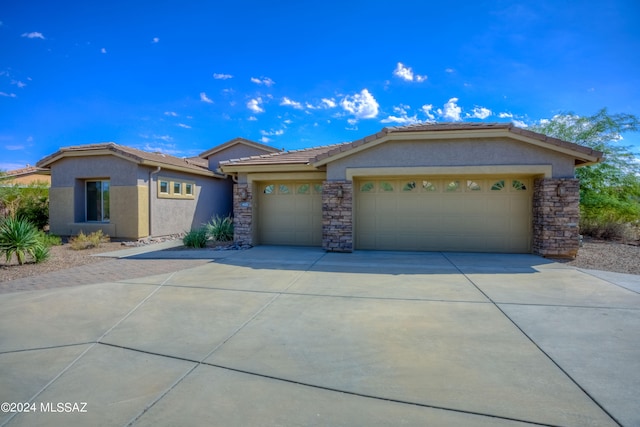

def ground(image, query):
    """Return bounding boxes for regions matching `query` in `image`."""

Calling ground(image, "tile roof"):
[219,123,603,168]
[219,143,348,166]
[4,166,50,177]
[312,122,604,163]
[37,142,215,174]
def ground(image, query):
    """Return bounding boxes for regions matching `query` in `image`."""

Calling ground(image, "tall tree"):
[531,108,640,223]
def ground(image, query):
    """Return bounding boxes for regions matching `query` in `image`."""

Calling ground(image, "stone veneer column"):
[322,180,353,252]
[532,178,580,258]
[233,183,253,248]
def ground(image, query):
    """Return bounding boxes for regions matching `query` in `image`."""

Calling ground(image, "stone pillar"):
[233,183,253,248]
[322,180,353,252]
[532,178,580,258]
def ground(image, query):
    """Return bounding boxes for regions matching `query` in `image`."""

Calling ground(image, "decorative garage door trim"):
[355,177,533,253]
[257,181,323,246]
[346,165,552,180]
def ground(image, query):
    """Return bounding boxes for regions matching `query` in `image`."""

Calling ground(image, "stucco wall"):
[51,156,138,186]
[149,169,230,236]
[326,138,577,180]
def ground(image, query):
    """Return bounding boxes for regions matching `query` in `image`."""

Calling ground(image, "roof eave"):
[220,163,320,174]
[313,128,603,167]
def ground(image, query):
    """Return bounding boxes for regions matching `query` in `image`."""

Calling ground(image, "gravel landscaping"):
[1,238,639,284]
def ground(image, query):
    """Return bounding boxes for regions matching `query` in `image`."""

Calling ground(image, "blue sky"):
[1,0,639,170]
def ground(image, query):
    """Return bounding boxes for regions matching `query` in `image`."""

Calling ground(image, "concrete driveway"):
[1,246,639,426]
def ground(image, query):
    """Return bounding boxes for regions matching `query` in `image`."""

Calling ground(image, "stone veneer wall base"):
[322,180,353,252]
[233,183,253,248]
[532,178,580,259]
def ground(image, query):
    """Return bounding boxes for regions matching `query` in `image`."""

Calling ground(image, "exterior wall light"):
[238,187,248,200]
[557,186,566,197]
[337,186,344,198]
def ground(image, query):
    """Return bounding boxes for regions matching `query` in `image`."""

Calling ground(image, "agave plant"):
[205,215,234,242]
[0,216,43,265]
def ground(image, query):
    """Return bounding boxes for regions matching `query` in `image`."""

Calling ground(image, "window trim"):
[157,176,196,199]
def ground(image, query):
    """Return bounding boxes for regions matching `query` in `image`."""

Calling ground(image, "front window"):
[86,180,110,221]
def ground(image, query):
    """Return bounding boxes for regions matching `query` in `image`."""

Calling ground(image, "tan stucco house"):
[37,123,602,257]
[36,138,278,240]
[220,123,602,258]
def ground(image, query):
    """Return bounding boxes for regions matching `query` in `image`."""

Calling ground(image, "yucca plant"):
[0,216,43,265]
[183,227,208,248]
[205,215,234,242]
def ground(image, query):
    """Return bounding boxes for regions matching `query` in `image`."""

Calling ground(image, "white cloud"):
[247,97,264,113]
[213,73,233,80]
[164,111,178,117]
[200,92,214,103]
[21,32,45,39]
[437,98,462,121]
[0,92,16,98]
[152,37,160,43]
[248,116,258,121]
[260,136,271,143]
[512,120,528,128]
[341,89,379,120]
[100,48,107,54]
[467,106,492,120]
[445,68,455,73]
[320,98,336,108]
[11,80,26,88]
[421,104,436,121]
[5,145,25,151]
[280,97,303,109]
[260,129,284,137]
[381,104,420,125]
[498,112,513,118]
[177,123,191,129]
[393,62,427,82]
[251,76,275,87]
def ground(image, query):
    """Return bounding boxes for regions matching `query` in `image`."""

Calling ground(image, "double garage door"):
[355,177,533,253]
[256,177,533,253]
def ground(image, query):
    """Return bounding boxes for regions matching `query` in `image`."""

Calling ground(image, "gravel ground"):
[1,238,639,283]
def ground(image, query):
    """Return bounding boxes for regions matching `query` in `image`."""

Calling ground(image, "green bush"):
[183,228,208,248]
[69,230,110,250]
[37,231,62,247]
[32,245,50,263]
[0,182,49,229]
[205,215,234,242]
[0,217,43,265]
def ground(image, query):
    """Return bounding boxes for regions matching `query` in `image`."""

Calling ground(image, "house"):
[1,166,51,186]
[219,123,603,258]
[36,138,278,240]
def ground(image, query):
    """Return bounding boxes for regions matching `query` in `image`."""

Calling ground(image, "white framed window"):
[86,180,110,221]
[157,177,195,199]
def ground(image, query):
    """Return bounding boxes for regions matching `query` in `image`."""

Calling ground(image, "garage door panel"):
[258,181,322,246]
[356,177,532,253]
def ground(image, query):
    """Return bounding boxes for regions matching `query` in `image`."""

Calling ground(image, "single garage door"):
[257,181,323,246]
[356,177,532,253]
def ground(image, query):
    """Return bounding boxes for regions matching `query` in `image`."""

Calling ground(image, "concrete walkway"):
[0,246,638,426]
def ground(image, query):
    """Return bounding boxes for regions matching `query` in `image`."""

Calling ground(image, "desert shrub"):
[0,216,43,265]
[0,182,49,229]
[32,245,50,263]
[205,215,234,242]
[183,227,208,248]
[69,230,110,250]
[37,231,62,247]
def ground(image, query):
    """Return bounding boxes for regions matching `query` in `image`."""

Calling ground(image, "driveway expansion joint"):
[440,252,624,427]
